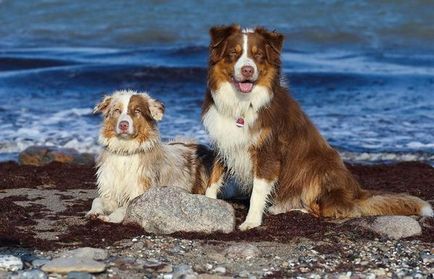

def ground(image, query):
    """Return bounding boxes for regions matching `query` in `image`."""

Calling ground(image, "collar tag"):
[236,117,245,128]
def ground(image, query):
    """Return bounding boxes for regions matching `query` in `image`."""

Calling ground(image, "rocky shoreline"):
[0,148,433,278]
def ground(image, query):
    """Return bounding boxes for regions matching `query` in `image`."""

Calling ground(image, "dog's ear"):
[148,98,165,121]
[93,95,112,114]
[255,27,284,66]
[209,24,240,64]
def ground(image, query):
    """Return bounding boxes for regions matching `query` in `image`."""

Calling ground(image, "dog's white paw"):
[239,220,261,231]
[85,210,103,220]
[97,215,110,222]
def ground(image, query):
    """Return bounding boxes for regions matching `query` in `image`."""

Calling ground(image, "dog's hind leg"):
[205,159,225,199]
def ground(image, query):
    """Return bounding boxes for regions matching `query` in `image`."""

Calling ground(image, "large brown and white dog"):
[86,90,212,223]
[202,25,433,231]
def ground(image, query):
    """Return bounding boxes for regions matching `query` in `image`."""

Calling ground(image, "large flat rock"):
[124,187,235,234]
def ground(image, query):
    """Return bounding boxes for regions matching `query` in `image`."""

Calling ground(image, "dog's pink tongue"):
[238,82,253,93]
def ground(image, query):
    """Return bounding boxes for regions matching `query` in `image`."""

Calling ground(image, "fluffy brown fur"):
[87,90,213,223]
[202,25,432,230]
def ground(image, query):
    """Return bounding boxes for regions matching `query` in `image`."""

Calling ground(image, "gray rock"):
[224,243,261,259]
[41,257,106,274]
[0,255,23,271]
[357,216,422,240]
[8,269,48,279]
[66,272,94,279]
[124,187,235,234]
[60,247,108,261]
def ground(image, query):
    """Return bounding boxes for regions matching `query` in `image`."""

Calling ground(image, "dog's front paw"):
[238,220,261,231]
[85,211,103,220]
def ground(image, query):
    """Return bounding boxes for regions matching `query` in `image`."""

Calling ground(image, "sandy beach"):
[1,160,432,277]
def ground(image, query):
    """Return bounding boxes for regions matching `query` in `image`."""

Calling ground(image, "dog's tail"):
[354,191,432,217]
[318,188,432,218]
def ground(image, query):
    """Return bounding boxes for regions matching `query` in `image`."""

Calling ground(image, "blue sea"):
[0,0,433,163]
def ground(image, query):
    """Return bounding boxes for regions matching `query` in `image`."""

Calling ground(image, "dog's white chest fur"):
[96,152,149,206]
[203,82,270,186]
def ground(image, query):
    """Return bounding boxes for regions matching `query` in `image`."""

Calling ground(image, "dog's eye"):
[134,108,142,115]
[255,52,264,60]
[113,109,121,115]
[229,50,238,59]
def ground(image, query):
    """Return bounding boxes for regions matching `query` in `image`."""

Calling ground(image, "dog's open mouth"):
[234,80,254,93]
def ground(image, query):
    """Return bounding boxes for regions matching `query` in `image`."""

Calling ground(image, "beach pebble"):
[361,216,422,239]
[124,186,235,234]
[18,145,94,166]
[66,271,94,279]
[8,269,48,279]
[173,264,197,279]
[0,255,23,271]
[213,266,226,274]
[31,259,51,268]
[41,257,106,274]
[224,243,261,259]
[60,247,108,261]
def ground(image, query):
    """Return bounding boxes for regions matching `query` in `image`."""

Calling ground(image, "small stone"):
[213,266,226,274]
[112,257,142,270]
[173,264,197,279]
[8,269,48,279]
[421,254,434,264]
[41,257,106,274]
[239,270,250,278]
[356,216,422,240]
[60,247,109,261]
[372,268,386,276]
[32,259,51,268]
[205,263,213,271]
[224,243,261,259]
[0,255,23,271]
[66,272,93,279]
[124,187,235,234]
[143,260,173,273]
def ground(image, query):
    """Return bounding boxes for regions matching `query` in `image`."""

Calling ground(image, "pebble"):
[0,255,23,272]
[421,254,434,264]
[224,243,261,259]
[41,257,106,274]
[66,271,94,279]
[8,269,48,279]
[173,264,197,279]
[31,259,51,268]
[361,216,422,239]
[238,270,250,278]
[60,247,109,261]
[213,266,226,274]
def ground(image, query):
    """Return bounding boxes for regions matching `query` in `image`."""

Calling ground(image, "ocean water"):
[0,1,433,164]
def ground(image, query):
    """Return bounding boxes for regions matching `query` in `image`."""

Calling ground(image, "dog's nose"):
[241,66,254,78]
[118,121,129,131]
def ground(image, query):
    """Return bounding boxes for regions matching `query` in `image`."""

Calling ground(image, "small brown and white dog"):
[202,25,433,231]
[86,90,212,223]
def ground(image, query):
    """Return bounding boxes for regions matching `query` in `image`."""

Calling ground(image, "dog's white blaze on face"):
[233,33,259,83]
[115,94,134,135]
